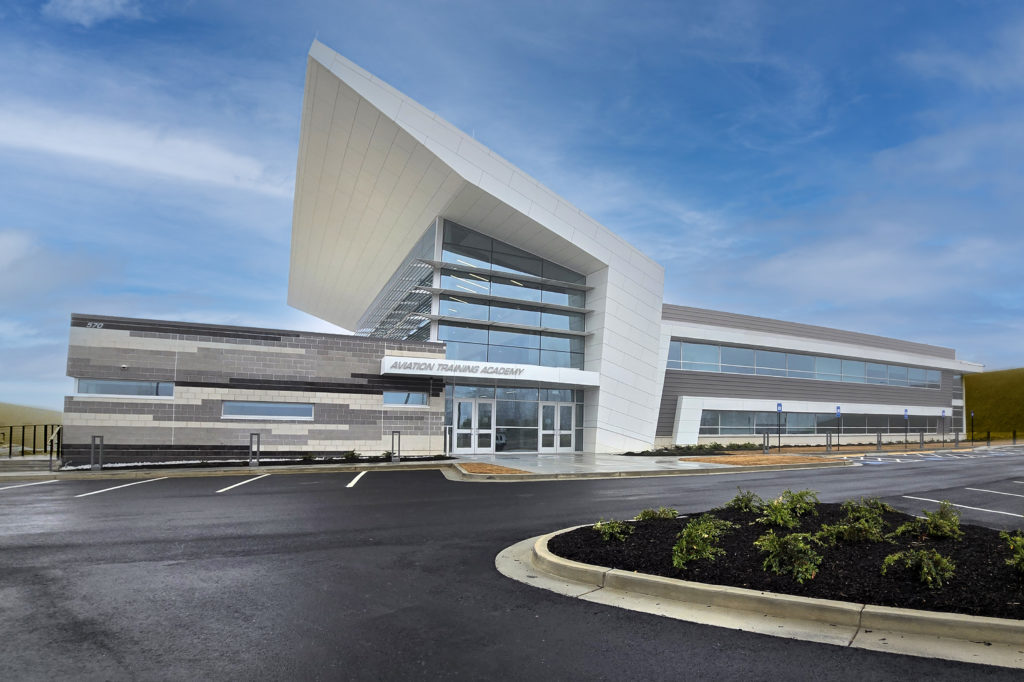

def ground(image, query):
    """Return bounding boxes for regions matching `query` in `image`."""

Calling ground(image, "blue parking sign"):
[777,402,782,412]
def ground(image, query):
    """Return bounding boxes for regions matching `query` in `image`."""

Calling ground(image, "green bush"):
[881,549,956,588]
[779,489,820,517]
[593,519,634,542]
[672,514,737,568]
[817,498,892,545]
[634,506,678,520]
[892,501,964,540]
[754,530,822,583]
[1000,530,1024,574]
[723,488,762,513]
[757,498,801,529]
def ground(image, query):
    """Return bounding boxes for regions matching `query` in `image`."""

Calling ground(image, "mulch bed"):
[459,463,531,474]
[548,503,1024,620]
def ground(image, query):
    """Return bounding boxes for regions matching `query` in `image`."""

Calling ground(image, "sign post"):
[776,403,782,453]
[836,406,841,451]
[971,411,975,446]
[904,409,909,449]
[941,409,946,446]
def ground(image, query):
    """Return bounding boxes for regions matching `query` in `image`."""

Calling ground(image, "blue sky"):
[2,0,1022,410]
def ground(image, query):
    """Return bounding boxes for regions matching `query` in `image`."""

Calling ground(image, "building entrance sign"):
[381,356,600,386]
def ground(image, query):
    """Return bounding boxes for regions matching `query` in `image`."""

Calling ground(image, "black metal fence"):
[1,424,62,458]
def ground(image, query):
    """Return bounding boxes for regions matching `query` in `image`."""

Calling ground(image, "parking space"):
[885,478,1024,530]
[847,448,1009,466]
[0,470,372,507]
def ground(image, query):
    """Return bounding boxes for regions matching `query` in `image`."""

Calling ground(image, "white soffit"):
[289,40,658,329]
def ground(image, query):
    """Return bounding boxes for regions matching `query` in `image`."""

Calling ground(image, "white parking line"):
[216,474,270,494]
[965,487,1024,499]
[902,495,1024,518]
[0,479,58,492]
[346,471,367,488]
[75,477,167,498]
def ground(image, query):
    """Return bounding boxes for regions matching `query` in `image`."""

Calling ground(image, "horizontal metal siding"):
[661,305,956,360]
[655,369,956,437]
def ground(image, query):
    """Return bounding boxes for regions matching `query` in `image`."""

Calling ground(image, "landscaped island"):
[548,490,1024,620]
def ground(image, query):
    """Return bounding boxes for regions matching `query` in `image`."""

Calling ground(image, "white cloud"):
[0,230,33,270]
[0,102,291,197]
[902,20,1024,91]
[41,0,141,28]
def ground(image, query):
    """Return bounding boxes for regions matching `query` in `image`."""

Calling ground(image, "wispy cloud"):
[902,20,1024,91]
[41,0,141,28]
[0,102,291,196]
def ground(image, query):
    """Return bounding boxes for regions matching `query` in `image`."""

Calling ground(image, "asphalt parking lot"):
[3,450,1024,680]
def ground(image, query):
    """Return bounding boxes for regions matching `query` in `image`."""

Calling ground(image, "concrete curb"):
[524,527,1024,668]
[450,458,852,482]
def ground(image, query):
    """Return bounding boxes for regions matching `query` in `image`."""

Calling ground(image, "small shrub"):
[672,514,736,568]
[635,506,678,520]
[817,498,891,545]
[593,519,634,542]
[754,530,822,583]
[1000,531,1024,574]
[892,501,964,540]
[757,498,800,529]
[779,489,820,517]
[881,549,956,588]
[724,488,762,513]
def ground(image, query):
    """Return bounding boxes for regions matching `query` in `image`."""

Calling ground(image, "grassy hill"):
[965,368,1024,439]
[0,403,62,450]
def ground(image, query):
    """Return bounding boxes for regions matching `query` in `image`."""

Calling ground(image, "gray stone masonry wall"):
[64,314,446,463]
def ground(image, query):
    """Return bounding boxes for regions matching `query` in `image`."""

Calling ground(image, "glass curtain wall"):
[698,410,948,435]
[667,340,942,389]
[439,221,586,368]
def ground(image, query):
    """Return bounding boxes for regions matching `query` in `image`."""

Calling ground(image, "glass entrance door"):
[454,399,495,454]
[540,402,574,453]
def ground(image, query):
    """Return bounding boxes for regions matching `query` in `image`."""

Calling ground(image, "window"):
[222,402,313,419]
[383,392,428,406]
[722,347,754,374]
[755,350,786,377]
[786,353,815,379]
[77,379,173,396]
[682,342,719,371]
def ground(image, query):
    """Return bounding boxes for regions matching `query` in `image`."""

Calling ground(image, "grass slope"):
[0,402,62,449]
[965,368,1024,438]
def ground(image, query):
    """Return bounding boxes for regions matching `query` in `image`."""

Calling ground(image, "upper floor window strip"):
[667,340,942,389]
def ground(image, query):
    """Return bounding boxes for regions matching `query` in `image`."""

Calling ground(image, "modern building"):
[62,41,982,463]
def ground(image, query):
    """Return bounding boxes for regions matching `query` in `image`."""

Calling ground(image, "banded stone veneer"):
[63,314,446,464]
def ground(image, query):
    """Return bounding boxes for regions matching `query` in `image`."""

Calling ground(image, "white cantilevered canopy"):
[288,40,660,330]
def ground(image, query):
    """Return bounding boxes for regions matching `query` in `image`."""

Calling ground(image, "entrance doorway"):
[539,402,574,453]
[453,399,495,454]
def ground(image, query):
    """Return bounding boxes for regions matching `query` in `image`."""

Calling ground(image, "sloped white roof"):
[289,40,662,330]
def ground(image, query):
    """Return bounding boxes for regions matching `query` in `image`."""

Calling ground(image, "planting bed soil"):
[548,503,1024,620]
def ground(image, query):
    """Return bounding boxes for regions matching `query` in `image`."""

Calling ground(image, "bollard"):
[762,432,770,455]
[391,431,401,462]
[248,433,260,467]
[987,431,991,447]
[919,431,924,450]
[954,431,959,448]
[825,433,832,453]
[876,433,882,452]
[90,435,104,471]
[21,425,25,457]
[1014,430,1018,446]
[8,426,12,458]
